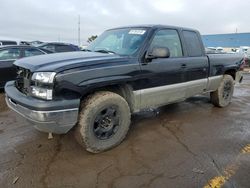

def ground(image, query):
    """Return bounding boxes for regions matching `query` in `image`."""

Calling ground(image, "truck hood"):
[14,51,128,72]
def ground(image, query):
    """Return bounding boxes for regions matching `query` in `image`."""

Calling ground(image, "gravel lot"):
[0,92,7,112]
[0,75,250,188]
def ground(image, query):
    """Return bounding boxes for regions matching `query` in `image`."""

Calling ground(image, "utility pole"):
[78,15,81,46]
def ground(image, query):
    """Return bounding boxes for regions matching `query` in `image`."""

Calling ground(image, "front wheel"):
[210,75,234,107]
[75,91,131,153]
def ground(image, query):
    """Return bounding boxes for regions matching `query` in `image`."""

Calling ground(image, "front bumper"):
[5,81,80,134]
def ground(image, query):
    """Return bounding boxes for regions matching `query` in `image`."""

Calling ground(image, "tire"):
[210,75,234,107]
[75,91,131,153]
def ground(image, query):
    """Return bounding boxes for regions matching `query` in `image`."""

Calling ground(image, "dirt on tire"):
[210,74,234,107]
[75,91,131,153]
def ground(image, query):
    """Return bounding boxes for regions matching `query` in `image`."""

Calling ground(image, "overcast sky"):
[1,0,249,45]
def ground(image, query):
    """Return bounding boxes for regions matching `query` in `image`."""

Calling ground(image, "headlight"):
[31,72,56,84]
[31,86,53,100]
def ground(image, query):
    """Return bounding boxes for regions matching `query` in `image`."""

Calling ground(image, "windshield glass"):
[87,28,148,56]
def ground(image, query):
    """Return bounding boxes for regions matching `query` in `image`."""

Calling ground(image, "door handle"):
[181,64,187,68]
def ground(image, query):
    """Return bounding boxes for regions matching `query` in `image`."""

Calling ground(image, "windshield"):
[87,28,148,56]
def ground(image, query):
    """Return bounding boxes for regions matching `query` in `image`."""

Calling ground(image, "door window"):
[42,44,55,52]
[24,48,44,57]
[183,30,203,57]
[149,29,183,58]
[0,48,21,60]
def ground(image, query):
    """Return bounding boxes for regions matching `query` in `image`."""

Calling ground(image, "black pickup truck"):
[5,25,243,153]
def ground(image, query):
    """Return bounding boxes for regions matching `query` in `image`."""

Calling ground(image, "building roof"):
[202,33,250,48]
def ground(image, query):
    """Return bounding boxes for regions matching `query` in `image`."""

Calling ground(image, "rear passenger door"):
[182,30,209,97]
[138,29,190,109]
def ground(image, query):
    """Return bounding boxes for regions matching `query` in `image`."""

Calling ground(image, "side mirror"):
[146,47,170,60]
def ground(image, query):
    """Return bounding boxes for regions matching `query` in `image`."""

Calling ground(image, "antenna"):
[78,15,81,46]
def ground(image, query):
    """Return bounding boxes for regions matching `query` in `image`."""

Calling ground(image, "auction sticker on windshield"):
[128,30,146,35]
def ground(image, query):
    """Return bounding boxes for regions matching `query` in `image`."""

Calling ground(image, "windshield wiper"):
[94,49,116,54]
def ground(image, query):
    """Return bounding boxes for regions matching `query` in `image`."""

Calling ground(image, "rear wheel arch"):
[224,69,236,80]
[210,74,234,107]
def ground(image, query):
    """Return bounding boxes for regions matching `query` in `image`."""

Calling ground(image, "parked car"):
[0,45,52,88]
[38,42,80,53]
[29,41,44,47]
[5,25,243,153]
[0,40,17,46]
[19,41,31,45]
[239,47,250,67]
[206,47,227,54]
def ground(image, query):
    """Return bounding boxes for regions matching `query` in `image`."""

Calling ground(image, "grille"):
[15,67,31,95]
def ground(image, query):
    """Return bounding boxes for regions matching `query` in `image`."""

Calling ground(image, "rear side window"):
[183,31,203,57]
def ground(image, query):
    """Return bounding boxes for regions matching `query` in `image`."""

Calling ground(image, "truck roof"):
[108,24,198,32]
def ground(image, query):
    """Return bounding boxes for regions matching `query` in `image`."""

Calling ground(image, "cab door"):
[138,29,189,109]
[181,30,209,97]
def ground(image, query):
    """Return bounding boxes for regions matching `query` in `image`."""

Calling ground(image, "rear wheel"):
[75,91,131,153]
[210,75,234,107]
